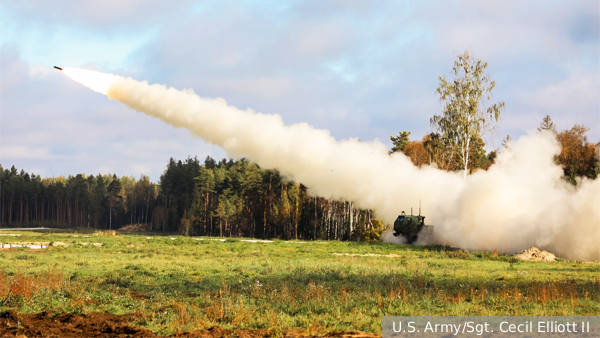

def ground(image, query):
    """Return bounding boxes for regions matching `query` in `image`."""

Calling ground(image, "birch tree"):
[431,50,504,178]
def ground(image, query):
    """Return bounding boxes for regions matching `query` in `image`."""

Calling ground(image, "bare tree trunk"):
[131,187,134,224]
[67,200,71,226]
[349,202,354,234]
[332,202,337,240]
[9,195,13,225]
[145,194,150,223]
[314,197,317,240]
[204,193,208,234]
[295,186,299,240]
[163,195,167,232]
[464,136,470,179]
[269,175,272,238]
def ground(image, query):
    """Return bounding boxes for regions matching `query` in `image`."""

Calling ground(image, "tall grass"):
[0,228,598,335]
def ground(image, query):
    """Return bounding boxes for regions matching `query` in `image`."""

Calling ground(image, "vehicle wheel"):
[407,234,418,244]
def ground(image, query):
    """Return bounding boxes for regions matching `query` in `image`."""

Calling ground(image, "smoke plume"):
[62,68,600,262]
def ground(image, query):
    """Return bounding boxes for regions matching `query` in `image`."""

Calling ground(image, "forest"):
[1,116,598,240]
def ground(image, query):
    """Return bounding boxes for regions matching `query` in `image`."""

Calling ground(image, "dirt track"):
[0,311,379,338]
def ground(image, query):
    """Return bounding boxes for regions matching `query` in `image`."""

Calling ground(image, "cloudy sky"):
[1,0,598,181]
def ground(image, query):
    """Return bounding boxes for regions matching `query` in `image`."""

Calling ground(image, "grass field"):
[1,228,598,336]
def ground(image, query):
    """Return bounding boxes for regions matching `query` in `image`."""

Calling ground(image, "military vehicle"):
[392,203,432,244]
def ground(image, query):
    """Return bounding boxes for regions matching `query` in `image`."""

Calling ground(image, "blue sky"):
[1,0,598,181]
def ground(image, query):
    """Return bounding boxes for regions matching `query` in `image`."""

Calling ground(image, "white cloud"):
[130,164,151,176]
[521,68,599,113]
[0,0,598,181]
[28,64,54,78]
[1,146,51,159]
[212,77,295,99]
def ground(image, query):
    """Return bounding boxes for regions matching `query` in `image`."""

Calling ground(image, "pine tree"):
[390,131,411,153]
[107,174,122,230]
[538,115,556,132]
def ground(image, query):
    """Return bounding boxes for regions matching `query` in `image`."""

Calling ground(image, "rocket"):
[54,66,62,70]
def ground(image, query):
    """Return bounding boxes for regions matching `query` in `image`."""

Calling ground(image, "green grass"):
[1,228,598,336]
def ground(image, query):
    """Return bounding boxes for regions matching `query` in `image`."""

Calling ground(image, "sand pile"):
[514,247,556,262]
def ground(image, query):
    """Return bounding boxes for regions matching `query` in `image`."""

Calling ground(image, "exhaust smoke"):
[61,68,600,262]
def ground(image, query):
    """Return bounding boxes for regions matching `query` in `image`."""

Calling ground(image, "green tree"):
[431,50,505,178]
[107,174,122,230]
[423,132,455,170]
[468,135,491,170]
[160,157,201,231]
[95,174,107,228]
[215,192,235,237]
[390,131,411,153]
[137,175,156,225]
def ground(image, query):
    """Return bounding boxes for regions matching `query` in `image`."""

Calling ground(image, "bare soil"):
[118,224,151,232]
[0,310,155,337]
[0,311,379,338]
[514,247,556,262]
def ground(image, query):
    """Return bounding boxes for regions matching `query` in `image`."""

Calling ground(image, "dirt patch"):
[168,327,379,338]
[171,326,270,337]
[118,224,151,232]
[0,310,156,337]
[0,311,380,337]
[324,331,380,337]
[27,249,50,254]
[514,247,556,262]
[129,291,148,300]
[51,241,70,247]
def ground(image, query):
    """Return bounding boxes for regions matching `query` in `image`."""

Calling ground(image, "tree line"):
[0,168,157,230]
[1,50,597,239]
[0,159,384,241]
[390,115,598,183]
[154,156,384,240]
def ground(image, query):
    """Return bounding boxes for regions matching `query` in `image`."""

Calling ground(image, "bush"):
[351,218,388,242]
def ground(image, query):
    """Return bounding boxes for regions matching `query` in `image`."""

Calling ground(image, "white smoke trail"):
[62,69,600,262]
